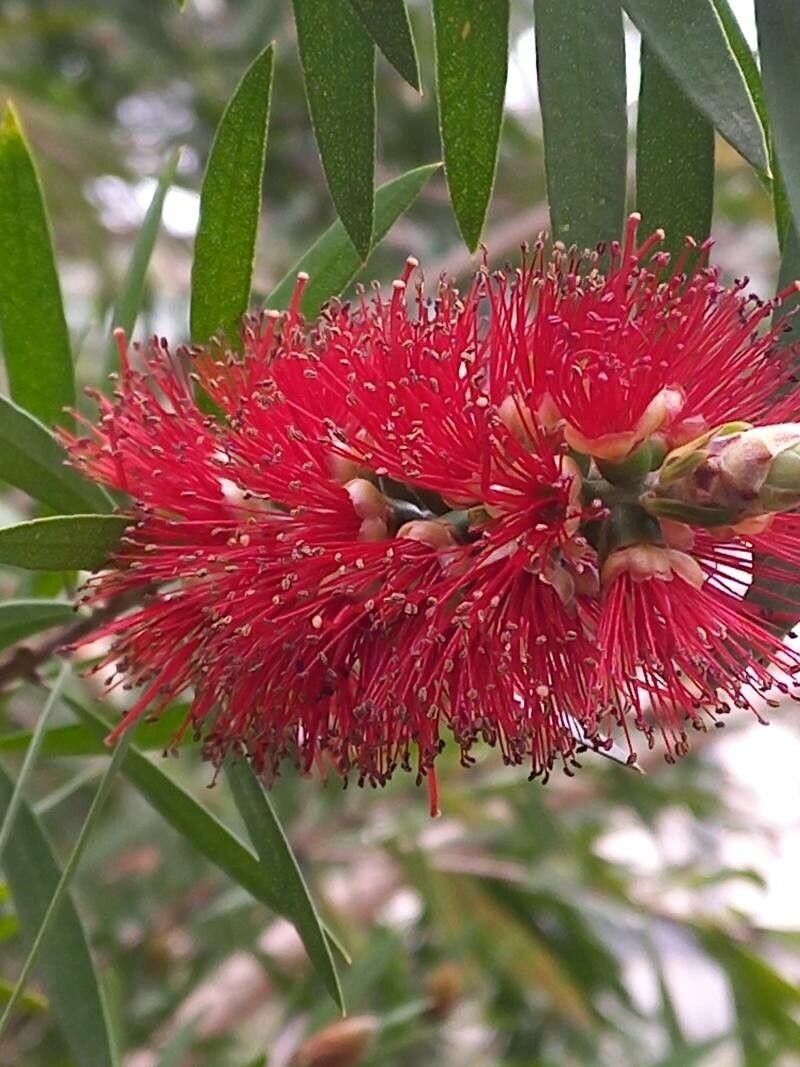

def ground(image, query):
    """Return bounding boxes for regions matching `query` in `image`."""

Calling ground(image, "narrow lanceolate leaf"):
[266,163,440,318]
[228,759,343,1011]
[190,47,273,344]
[0,104,73,428]
[107,146,182,374]
[71,701,346,996]
[535,0,627,249]
[346,0,420,90]
[0,732,130,1044]
[636,42,714,256]
[293,0,375,258]
[0,600,74,653]
[433,0,508,251]
[0,763,118,1067]
[0,514,128,571]
[755,2,800,242]
[0,396,111,514]
[623,0,769,175]
[0,704,189,758]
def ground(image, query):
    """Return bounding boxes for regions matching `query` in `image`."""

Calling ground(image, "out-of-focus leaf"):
[228,759,343,1011]
[0,104,74,429]
[0,396,111,515]
[70,701,346,980]
[0,976,48,1014]
[0,704,190,758]
[107,146,182,374]
[623,0,769,175]
[636,42,714,256]
[535,0,627,248]
[755,2,800,239]
[190,47,273,344]
[347,0,420,90]
[293,0,375,259]
[0,599,74,653]
[266,163,440,317]
[433,0,508,251]
[0,514,128,571]
[0,731,130,1043]
[0,762,118,1067]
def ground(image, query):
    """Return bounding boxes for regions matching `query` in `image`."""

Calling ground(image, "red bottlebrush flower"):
[63,215,800,806]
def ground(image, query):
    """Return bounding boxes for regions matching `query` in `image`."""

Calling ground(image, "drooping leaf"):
[623,0,770,175]
[266,163,440,318]
[636,42,714,256]
[190,47,274,344]
[0,600,75,653]
[0,762,118,1067]
[0,731,130,1044]
[0,396,112,515]
[228,758,343,1011]
[755,2,800,241]
[293,0,375,258]
[433,0,508,251]
[0,104,74,428]
[0,514,129,571]
[346,0,420,90]
[107,146,182,374]
[0,704,190,758]
[70,701,347,996]
[535,0,627,248]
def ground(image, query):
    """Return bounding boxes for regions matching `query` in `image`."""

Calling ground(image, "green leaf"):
[107,146,182,374]
[433,0,508,251]
[228,758,343,1012]
[346,0,420,90]
[0,703,190,758]
[190,47,273,344]
[535,0,627,248]
[0,396,112,515]
[0,730,130,1045]
[0,103,74,429]
[266,163,440,318]
[623,0,770,175]
[0,599,75,653]
[293,0,375,258]
[0,514,128,571]
[636,42,714,256]
[0,664,70,867]
[0,761,118,1067]
[70,701,347,997]
[755,2,800,239]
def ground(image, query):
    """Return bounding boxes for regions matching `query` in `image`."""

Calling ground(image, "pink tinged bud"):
[397,519,458,551]
[329,452,362,484]
[563,386,685,462]
[291,1015,379,1067]
[344,478,389,541]
[659,518,695,552]
[601,545,705,590]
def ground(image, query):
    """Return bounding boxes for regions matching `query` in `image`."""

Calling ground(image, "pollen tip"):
[296,271,309,282]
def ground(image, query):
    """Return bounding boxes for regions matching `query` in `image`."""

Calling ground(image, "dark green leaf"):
[70,701,347,996]
[0,599,74,653]
[266,163,440,318]
[228,759,343,1011]
[0,104,74,429]
[636,42,714,256]
[0,762,118,1067]
[347,0,420,90]
[190,47,274,344]
[755,2,800,239]
[535,0,627,248]
[293,0,375,258]
[433,0,508,251]
[107,146,182,373]
[623,0,769,174]
[0,396,112,515]
[0,514,128,571]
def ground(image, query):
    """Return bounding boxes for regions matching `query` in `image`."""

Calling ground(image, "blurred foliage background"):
[1,2,800,1066]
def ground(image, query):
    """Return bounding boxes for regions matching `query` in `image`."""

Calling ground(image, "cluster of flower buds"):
[62,215,800,808]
